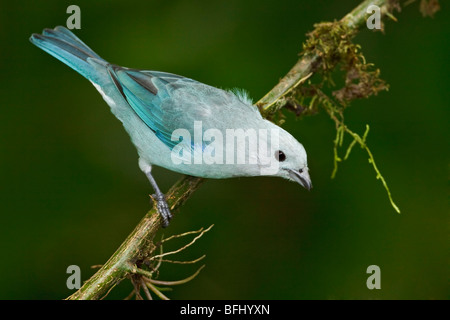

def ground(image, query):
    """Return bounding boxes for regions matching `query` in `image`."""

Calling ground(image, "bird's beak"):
[288,168,312,191]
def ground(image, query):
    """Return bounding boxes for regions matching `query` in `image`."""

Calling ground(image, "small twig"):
[123,290,135,300]
[344,139,357,160]
[161,226,210,243]
[150,225,213,261]
[131,277,143,300]
[140,278,153,300]
[159,255,206,265]
[153,236,165,276]
[331,124,345,179]
[145,281,170,300]
[344,125,401,213]
[145,265,205,286]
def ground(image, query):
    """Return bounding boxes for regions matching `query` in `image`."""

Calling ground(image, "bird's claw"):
[151,193,172,228]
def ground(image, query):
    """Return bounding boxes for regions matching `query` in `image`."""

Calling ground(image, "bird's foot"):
[150,193,172,228]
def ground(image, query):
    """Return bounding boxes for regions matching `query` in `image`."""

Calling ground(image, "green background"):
[0,0,448,299]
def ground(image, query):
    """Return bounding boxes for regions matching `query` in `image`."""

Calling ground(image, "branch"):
[67,176,203,300]
[258,0,392,117]
[67,0,401,300]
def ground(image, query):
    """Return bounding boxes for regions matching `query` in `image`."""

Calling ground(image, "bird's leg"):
[144,169,172,228]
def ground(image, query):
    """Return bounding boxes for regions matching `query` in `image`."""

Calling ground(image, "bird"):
[30,26,311,227]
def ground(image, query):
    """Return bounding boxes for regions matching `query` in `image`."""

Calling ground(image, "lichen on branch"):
[270,17,399,213]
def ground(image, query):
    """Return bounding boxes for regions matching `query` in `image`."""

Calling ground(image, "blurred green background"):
[0,0,448,299]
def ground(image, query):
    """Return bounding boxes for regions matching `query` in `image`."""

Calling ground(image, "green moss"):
[280,20,400,213]
[296,21,389,109]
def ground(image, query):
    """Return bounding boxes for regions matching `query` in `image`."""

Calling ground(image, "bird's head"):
[263,121,312,190]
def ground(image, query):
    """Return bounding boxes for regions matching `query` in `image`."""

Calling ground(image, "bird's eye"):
[299,168,303,174]
[275,150,286,162]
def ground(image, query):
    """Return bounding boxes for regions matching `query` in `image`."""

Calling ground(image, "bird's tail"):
[30,26,107,83]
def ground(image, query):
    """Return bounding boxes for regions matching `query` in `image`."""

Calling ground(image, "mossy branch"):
[67,0,434,299]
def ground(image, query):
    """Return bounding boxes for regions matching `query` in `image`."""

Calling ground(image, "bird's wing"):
[106,65,261,150]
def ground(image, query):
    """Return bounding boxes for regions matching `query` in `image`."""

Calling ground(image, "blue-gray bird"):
[30,26,311,227]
